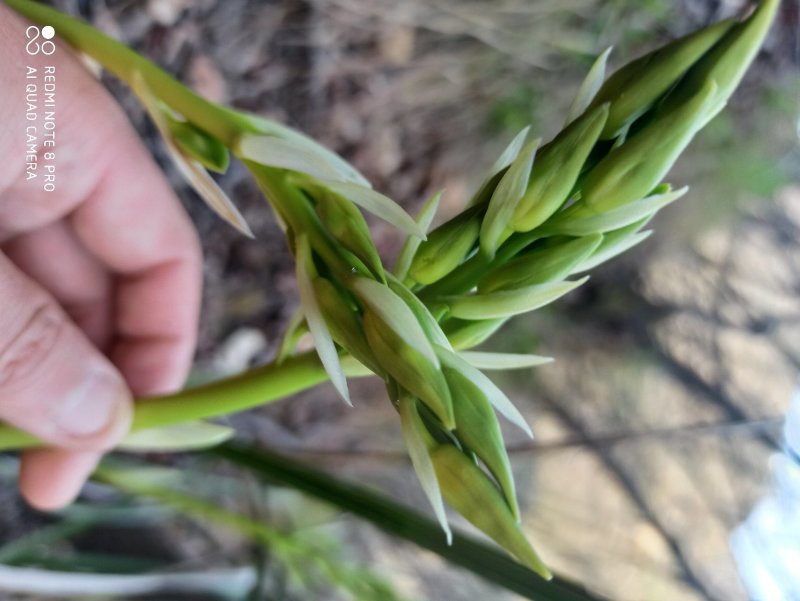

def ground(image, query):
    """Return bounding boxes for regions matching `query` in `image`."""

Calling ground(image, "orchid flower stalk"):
[1,0,780,578]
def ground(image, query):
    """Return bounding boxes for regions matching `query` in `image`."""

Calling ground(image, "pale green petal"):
[236,134,347,182]
[445,277,589,320]
[394,190,442,281]
[480,138,540,257]
[296,236,351,406]
[565,46,612,125]
[459,352,553,370]
[321,181,426,240]
[399,394,452,544]
[437,347,532,438]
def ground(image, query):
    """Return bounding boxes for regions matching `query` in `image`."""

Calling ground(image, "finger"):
[0,6,202,396]
[70,137,202,396]
[0,251,132,449]
[19,449,101,511]
[2,220,113,350]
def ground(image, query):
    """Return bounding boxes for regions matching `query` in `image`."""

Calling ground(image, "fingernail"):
[54,368,129,439]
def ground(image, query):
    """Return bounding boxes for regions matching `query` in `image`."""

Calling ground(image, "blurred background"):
[1,0,799,599]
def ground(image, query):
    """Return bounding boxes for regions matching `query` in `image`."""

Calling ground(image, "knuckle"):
[0,305,64,390]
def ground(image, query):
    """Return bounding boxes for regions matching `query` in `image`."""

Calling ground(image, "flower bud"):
[479,234,603,293]
[588,17,735,138]
[354,278,455,428]
[410,206,483,285]
[579,79,717,212]
[512,104,609,232]
[431,445,551,579]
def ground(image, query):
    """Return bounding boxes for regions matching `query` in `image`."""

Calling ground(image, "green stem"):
[4,0,256,145]
[0,352,361,452]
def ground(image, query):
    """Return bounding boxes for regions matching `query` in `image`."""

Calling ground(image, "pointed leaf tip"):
[296,236,351,406]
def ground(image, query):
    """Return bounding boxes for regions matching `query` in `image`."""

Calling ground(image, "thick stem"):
[0,352,364,452]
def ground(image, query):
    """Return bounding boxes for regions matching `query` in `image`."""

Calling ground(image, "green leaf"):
[459,352,553,370]
[565,46,612,125]
[118,421,234,452]
[394,190,442,281]
[444,277,589,320]
[296,235,351,406]
[211,442,604,600]
[398,394,452,544]
[480,138,541,257]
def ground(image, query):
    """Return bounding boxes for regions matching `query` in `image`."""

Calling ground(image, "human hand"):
[0,6,202,510]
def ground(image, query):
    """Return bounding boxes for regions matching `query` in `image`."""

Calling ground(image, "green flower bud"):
[313,278,384,376]
[512,104,609,232]
[659,0,781,122]
[409,206,483,285]
[431,445,551,579]
[444,277,589,320]
[441,354,519,520]
[480,138,540,258]
[478,234,603,293]
[167,117,230,173]
[353,278,455,428]
[588,17,735,138]
[579,79,717,212]
[315,190,385,282]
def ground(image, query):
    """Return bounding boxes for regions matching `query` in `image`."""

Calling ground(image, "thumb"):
[0,252,132,449]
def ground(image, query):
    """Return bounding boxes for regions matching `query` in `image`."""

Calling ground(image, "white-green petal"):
[296,236,351,406]
[242,115,371,187]
[399,394,452,544]
[574,230,652,273]
[236,134,349,182]
[352,277,439,367]
[321,181,426,240]
[548,186,687,236]
[489,125,532,176]
[459,352,553,370]
[566,46,613,125]
[119,421,234,452]
[480,138,541,257]
[394,190,442,281]
[131,72,253,238]
[444,277,589,320]
[437,347,532,438]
